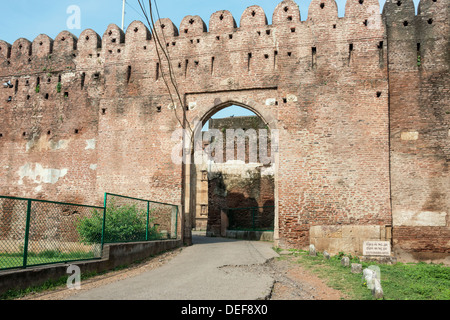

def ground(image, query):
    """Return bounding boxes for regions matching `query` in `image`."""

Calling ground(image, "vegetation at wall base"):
[76,200,162,244]
[279,249,450,300]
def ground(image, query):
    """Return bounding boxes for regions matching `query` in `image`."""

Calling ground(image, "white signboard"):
[363,241,391,256]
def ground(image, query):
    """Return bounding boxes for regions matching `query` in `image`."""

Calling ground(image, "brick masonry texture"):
[0,0,448,259]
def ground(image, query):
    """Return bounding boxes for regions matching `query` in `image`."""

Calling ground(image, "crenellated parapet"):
[0,0,447,96]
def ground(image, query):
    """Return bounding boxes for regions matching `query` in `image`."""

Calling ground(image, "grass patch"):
[279,250,450,300]
[0,251,97,270]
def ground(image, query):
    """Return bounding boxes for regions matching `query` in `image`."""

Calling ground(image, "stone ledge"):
[360,255,397,265]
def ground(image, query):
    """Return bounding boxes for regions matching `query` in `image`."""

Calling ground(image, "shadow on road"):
[191,234,244,245]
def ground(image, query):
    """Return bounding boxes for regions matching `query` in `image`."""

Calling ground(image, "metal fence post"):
[101,193,107,249]
[22,200,32,269]
[146,201,150,241]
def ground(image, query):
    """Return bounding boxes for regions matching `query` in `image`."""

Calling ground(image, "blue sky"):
[0,0,421,45]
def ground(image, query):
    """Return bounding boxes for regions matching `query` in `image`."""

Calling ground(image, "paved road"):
[68,235,279,300]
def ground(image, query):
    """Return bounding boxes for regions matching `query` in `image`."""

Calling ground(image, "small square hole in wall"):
[27,95,30,100]
[266,30,271,35]
[0,133,3,138]
[47,130,51,135]
[45,93,49,100]
[333,24,337,29]
[23,132,26,137]
[291,28,296,33]
[74,129,79,134]
[376,91,382,98]
[102,108,107,115]
[64,92,69,98]
[229,34,233,39]
[287,52,292,57]
[157,106,162,112]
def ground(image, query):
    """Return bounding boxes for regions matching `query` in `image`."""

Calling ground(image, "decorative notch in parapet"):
[79,29,102,58]
[102,24,125,56]
[345,0,383,30]
[125,21,152,45]
[32,34,54,58]
[209,10,237,33]
[307,0,339,22]
[180,15,208,37]
[11,38,32,61]
[272,0,301,25]
[240,5,268,29]
[53,31,78,55]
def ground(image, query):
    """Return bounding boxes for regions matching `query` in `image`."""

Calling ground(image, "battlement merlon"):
[0,0,448,76]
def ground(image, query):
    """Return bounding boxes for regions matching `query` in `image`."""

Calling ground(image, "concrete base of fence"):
[0,239,182,297]
[225,230,274,241]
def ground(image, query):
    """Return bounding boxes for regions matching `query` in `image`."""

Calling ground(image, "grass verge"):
[278,249,450,300]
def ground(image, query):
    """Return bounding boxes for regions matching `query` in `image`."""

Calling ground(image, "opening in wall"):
[312,47,317,69]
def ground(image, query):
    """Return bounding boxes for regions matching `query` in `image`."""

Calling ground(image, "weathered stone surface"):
[362,268,377,290]
[309,244,316,256]
[372,278,384,299]
[323,250,330,260]
[341,257,350,267]
[351,263,362,274]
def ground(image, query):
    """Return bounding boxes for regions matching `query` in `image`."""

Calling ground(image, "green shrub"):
[76,200,161,245]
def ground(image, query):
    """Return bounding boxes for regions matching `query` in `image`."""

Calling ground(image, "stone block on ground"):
[351,263,362,273]
[309,244,316,256]
[341,256,350,267]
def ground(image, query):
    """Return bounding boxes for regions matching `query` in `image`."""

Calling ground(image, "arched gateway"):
[0,0,448,261]
[184,99,279,246]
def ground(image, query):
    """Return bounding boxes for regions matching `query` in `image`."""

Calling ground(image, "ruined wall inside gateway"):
[0,0,448,260]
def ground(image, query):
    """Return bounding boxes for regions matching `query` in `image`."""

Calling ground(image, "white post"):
[121,0,126,30]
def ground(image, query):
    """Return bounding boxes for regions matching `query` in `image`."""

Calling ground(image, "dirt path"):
[17,242,344,301]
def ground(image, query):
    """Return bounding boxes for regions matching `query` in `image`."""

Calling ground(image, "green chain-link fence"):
[226,206,275,231]
[102,193,178,244]
[0,193,179,271]
[0,195,105,271]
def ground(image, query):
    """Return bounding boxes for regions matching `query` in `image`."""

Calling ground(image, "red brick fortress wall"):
[383,0,450,259]
[0,0,448,258]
